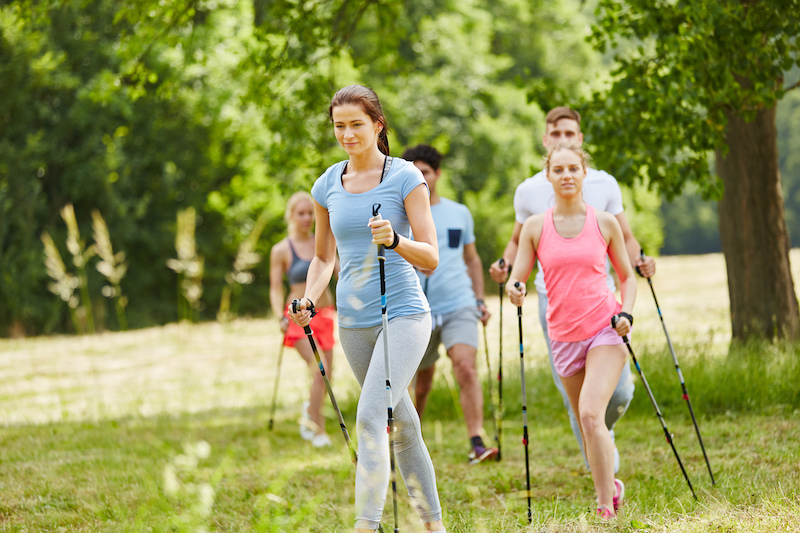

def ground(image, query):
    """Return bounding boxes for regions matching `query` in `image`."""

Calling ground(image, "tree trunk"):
[716,104,800,342]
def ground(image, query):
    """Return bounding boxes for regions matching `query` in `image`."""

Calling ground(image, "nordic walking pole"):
[373,203,399,533]
[291,299,358,465]
[514,282,532,523]
[481,322,500,453]
[612,315,697,500]
[267,337,286,431]
[496,258,506,461]
[639,249,715,485]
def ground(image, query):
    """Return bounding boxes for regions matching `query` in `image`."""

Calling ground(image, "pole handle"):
[611,315,630,343]
[372,203,385,259]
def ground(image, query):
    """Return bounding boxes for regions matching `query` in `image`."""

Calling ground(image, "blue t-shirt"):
[418,198,476,315]
[311,157,430,328]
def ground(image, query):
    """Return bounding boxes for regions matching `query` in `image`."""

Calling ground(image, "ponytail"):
[378,125,390,155]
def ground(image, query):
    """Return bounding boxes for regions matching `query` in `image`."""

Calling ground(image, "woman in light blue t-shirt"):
[288,85,446,533]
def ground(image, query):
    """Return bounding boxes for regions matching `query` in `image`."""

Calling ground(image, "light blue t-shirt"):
[418,198,477,315]
[311,157,430,328]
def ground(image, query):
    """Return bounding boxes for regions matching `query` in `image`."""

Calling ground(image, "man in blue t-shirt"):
[402,144,497,464]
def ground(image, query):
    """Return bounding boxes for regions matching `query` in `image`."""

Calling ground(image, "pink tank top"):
[537,205,621,342]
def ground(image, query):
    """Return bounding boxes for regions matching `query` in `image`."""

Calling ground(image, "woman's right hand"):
[507,281,526,307]
[287,298,313,328]
[489,259,509,284]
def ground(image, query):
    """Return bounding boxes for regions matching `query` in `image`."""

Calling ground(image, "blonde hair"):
[543,141,592,175]
[285,191,314,233]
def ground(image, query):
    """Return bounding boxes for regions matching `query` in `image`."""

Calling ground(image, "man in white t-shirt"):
[489,107,656,472]
[403,144,497,465]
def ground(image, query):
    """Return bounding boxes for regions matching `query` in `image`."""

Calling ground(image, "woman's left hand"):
[368,216,395,247]
[288,299,313,328]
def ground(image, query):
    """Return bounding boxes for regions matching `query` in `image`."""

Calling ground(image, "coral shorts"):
[284,306,337,352]
[550,324,628,378]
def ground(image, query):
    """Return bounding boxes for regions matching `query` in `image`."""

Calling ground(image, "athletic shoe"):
[299,401,315,441]
[613,478,625,513]
[596,505,615,520]
[468,445,499,465]
[311,433,332,448]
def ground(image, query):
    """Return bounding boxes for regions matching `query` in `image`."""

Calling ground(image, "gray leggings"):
[339,312,442,530]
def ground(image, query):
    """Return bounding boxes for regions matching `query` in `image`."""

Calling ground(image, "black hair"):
[400,144,443,171]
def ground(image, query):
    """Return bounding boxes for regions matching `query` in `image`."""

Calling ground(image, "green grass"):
[1,252,800,532]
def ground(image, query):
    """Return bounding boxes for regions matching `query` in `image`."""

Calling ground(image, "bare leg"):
[448,343,483,438]
[560,345,625,510]
[414,365,436,418]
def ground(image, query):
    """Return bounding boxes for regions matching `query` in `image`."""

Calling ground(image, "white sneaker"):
[311,433,332,448]
[299,401,315,441]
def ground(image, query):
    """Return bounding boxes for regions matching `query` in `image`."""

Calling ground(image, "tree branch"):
[785,79,800,93]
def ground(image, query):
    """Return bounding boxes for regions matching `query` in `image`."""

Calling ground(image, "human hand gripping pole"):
[514,281,532,524]
[372,203,399,533]
[639,249,715,485]
[611,314,697,500]
[290,298,357,464]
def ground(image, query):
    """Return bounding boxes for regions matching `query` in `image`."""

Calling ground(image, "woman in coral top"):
[507,142,636,520]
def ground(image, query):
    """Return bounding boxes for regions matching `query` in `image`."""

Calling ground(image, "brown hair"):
[328,85,390,155]
[544,141,591,174]
[545,106,581,126]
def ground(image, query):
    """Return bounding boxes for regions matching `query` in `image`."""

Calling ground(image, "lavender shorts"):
[550,325,628,378]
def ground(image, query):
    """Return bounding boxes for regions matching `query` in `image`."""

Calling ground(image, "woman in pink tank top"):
[507,142,637,520]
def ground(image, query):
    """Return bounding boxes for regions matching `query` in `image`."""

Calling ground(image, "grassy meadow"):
[1,252,799,532]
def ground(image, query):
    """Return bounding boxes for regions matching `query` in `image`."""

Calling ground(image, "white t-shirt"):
[513,167,624,295]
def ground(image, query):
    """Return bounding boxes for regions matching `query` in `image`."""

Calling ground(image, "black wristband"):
[385,230,400,250]
[476,299,485,308]
[617,312,633,326]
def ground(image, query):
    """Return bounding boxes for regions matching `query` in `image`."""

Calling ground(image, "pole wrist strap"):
[386,231,400,250]
[617,311,633,326]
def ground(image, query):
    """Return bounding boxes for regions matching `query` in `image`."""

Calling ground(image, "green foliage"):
[580,0,800,199]
[1,0,672,335]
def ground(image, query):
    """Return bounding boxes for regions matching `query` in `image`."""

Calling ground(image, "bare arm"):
[369,184,439,271]
[268,241,288,326]
[615,212,655,278]
[464,242,490,324]
[290,201,337,327]
[507,217,542,307]
[604,213,637,336]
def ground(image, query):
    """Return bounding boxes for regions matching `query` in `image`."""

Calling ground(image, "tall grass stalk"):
[167,207,204,323]
[61,203,96,333]
[40,231,82,333]
[218,210,269,323]
[92,209,129,331]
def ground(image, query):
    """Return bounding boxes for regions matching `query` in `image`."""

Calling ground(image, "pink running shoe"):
[613,478,625,513]
[596,506,616,520]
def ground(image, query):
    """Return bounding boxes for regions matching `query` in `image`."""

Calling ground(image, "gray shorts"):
[418,305,480,371]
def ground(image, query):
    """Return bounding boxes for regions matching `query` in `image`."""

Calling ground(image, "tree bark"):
[716,104,800,341]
